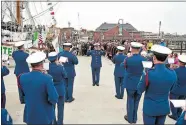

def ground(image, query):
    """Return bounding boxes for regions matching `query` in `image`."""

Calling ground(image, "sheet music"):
[59,56,68,63]
[142,61,153,68]
[168,58,175,64]
[170,100,186,108]
[43,63,49,70]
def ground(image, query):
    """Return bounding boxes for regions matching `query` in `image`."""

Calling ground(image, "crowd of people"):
[1,39,186,125]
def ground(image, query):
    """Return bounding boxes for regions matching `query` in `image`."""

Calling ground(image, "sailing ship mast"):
[16,0,21,25]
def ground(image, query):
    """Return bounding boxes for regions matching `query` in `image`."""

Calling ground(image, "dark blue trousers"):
[16,76,25,104]
[65,78,75,101]
[126,90,141,123]
[54,96,65,124]
[114,76,124,98]
[170,93,186,119]
[143,113,166,125]
[91,67,101,85]
[1,93,6,108]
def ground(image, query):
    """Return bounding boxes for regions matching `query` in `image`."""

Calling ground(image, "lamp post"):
[118,19,124,40]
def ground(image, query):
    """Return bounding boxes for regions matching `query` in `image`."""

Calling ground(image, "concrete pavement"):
[4,56,176,124]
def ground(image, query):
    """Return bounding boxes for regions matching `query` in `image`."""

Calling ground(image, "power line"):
[33,2,41,23]
[23,2,58,23]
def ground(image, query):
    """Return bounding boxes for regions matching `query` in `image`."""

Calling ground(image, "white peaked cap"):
[94,43,100,46]
[127,53,131,56]
[15,41,25,47]
[178,55,186,63]
[26,52,46,64]
[63,43,72,46]
[117,46,125,50]
[141,51,147,55]
[48,51,58,57]
[131,42,143,48]
[151,44,172,55]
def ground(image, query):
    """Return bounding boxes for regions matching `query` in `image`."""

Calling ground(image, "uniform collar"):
[154,63,166,68]
[179,66,186,68]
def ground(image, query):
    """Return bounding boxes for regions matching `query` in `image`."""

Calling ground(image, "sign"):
[1,46,13,56]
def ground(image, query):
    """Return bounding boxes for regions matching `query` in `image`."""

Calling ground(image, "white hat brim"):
[15,41,25,47]
[131,42,143,48]
[117,46,125,50]
[63,43,72,46]
[26,52,46,64]
[48,51,58,57]
[151,44,172,54]
[178,55,186,63]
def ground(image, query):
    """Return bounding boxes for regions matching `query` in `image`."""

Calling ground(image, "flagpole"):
[159,21,161,38]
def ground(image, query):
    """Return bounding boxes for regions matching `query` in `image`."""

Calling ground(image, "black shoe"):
[115,95,120,99]
[96,83,99,86]
[67,98,75,103]
[92,84,95,86]
[124,115,128,122]
[168,114,177,121]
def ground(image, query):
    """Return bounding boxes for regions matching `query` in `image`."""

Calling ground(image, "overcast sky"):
[4,2,186,35]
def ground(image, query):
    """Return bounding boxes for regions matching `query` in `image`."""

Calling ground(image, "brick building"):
[94,22,142,41]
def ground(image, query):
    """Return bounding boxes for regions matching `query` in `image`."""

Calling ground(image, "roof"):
[96,22,138,32]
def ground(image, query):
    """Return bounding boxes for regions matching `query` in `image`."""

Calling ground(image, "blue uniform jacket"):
[20,71,59,124]
[47,63,67,96]
[123,54,146,90]
[1,66,10,94]
[87,50,106,68]
[1,109,13,125]
[171,66,186,96]
[12,50,30,76]
[176,111,186,125]
[137,64,177,116]
[58,51,78,78]
[112,53,127,77]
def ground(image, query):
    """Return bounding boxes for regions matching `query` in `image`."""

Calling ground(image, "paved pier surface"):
[4,56,176,124]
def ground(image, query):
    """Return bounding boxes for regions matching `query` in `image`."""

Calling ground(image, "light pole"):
[118,19,124,40]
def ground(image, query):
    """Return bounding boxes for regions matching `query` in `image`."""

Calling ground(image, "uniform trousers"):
[91,67,101,85]
[65,78,75,101]
[54,96,65,124]
[114,76,124,98]
[126,90,141,123]
[143,113,166,125]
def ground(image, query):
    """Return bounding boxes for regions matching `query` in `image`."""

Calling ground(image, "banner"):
[52,36,59,53]
[11,32,27,41]
[24,40,33,49]
[1,46,14,56]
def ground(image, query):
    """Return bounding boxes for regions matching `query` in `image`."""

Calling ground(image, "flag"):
[51,12,54,15]
[33,32,38,41]
[38,33,43,44]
